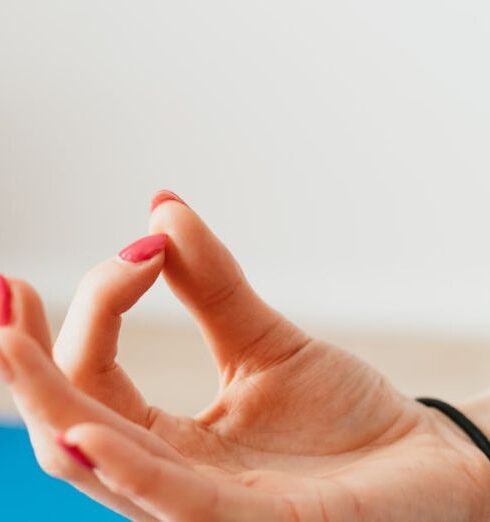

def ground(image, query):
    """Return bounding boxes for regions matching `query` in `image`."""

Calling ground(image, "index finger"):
[0,326,188,468]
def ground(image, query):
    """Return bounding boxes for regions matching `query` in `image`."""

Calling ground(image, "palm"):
[163,339,486,521]
[68,329,487,521]
[152,339,409,460]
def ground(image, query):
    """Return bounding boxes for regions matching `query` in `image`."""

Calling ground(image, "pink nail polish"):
[0,274,12,326]
[118,234,168,263]
[150,190,189,212]
[56,434,95,470]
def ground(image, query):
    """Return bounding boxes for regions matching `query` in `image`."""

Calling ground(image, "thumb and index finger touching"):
[148,190,312,382]
[52,188,309,392]
[1,190,310,411]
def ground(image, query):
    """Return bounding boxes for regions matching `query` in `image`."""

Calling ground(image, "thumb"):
[148,190,312,381]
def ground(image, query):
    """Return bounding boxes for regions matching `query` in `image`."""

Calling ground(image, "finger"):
[64,423,293,522]
[1,275,51,353]
[0,327,189,519]
[54,233,167,380]
[3,273,195,465]
[149,191,312,380]
[0,277,74,473]
[0,276,179,521]
[0,327,188,467]
[53,232,191,437]
[53,233,169,424]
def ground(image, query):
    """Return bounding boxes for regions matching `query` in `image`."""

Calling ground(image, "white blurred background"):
[1,1,490,415]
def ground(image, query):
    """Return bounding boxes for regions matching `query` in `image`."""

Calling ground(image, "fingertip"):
[55,431,96,470]
[148,207,193,247]
[0,276,52,353]
[0,274,13,326]
[60,423,106,466]
[117,233,168,264]
[75,236,167,316]
[62,424,139,477]
[150,190,189,213]
[62,422,113,450]
[1,276,43,326]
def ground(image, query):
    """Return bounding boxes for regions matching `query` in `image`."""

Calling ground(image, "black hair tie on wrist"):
[416,397,490,462]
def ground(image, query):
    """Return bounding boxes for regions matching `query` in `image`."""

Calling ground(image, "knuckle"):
[78,265,106,295]
[77,265,115,309]
[0,329,32,358]
[197,276,244,311]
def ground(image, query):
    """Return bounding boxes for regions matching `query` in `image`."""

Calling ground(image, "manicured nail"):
[0,349,14,383]
[0,274,12,326]
[150,190,189,212]
[118,234,168,263]
[56,435,95,470]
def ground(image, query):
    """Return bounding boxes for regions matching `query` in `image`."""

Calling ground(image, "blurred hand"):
[0,190,489,521]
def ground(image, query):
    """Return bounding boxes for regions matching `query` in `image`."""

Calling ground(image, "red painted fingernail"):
[0,274,12,326]
[56,435,95,470]
[150,190,189,212]
[118,233,168,263]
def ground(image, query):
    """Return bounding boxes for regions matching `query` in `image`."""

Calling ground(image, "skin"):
[1,194,490,521]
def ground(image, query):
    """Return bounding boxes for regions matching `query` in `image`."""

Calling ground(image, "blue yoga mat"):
[0,422,126,520]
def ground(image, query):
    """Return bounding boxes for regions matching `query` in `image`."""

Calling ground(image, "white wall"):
[1,1,490,334]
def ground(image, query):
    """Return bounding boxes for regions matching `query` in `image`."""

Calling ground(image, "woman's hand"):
[1,190,489,521]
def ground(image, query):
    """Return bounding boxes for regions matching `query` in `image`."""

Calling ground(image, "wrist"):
[458,392,490,440]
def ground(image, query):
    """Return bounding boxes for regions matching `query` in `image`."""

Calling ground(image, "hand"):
[1,190,489,521]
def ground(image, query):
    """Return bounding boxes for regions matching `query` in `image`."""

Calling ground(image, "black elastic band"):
[416,397,490,462]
